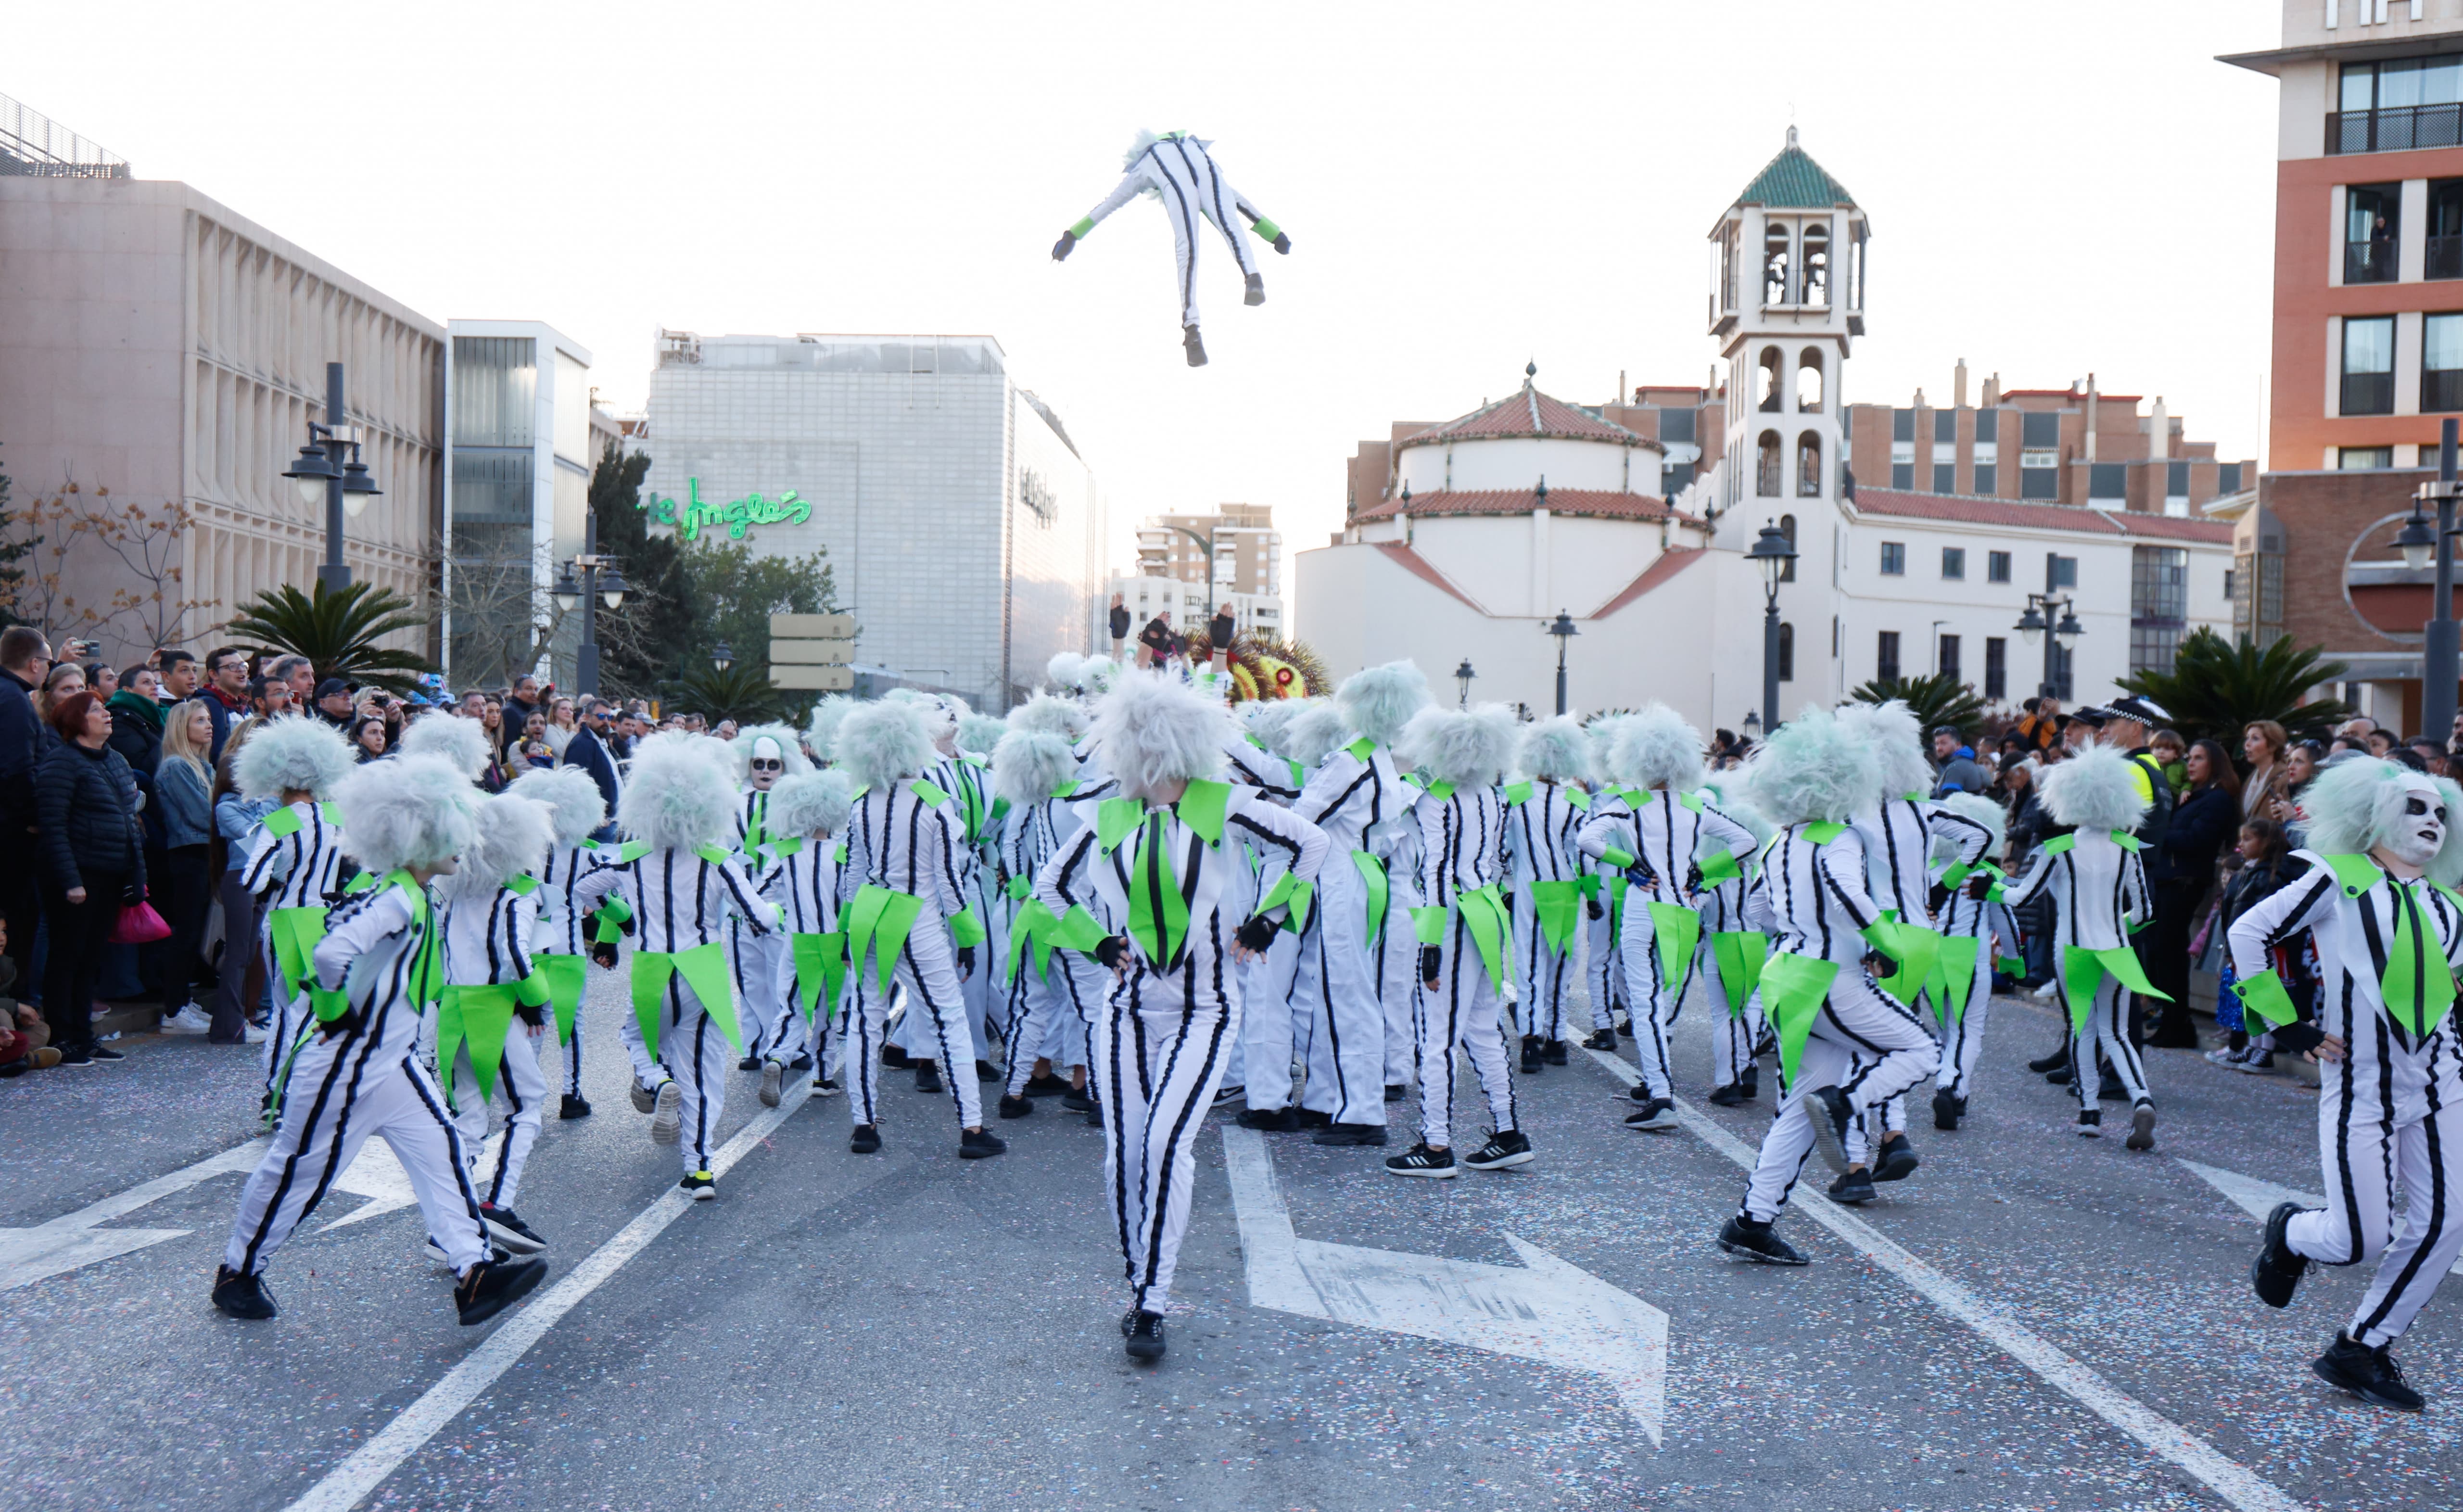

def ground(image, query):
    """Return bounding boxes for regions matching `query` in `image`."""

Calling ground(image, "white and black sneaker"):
[628,1080,658,1114]
[1717,1215,1809,1266]
[478,1203,547,1253]
[1460,1130,1534,1171]
[1803,1085,1854,1172]
[1624,1097,1678,1132]
[758,1059,786,1108]
[1212,1082,1244,1107]
[1384,1142,1458,1179]
[649,1080,682,1144]
[812,1076,841,1097]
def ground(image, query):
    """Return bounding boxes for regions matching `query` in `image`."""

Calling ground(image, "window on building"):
[1892,462,1915,490]
[2428,313,2463,411]
[2433,179,2463,279]
[1797,432,1823,497]
[2048,553,2078,589]
[1984,636,2007,700]
[2021,410,2061,447]
[2343,315,2396,415]
[2346,183,2402,283]
[1659,407,1697,444]
[1933,463,1956,494]
[1802,222,1830,305]
[2090,462,2128,500]
[2220,462,2244,492]
[2223,567,2236,603]
[2335,55,2463,154]
[1938,634,1961,681]
[1942,546,1966,579]
[1974,465,1998,495]
[1891,406,1914,489]
[1777,621,1795,681]
[1934,409,1956,444]
[1892,407,1915,443]
[2340,445,2395,468]
[1876,630,1901,684]
[1660,460,1697,496]
[1759,347,1783,412]
[1988,550,2012,583]
[1778,513,1798,582]
[2167,460,2191,499]
[2019,409,2061,498]
[1972,407,1998,494]
[1974,408,1998,443]
[2131,544,2189,674]
[1796,349,1824,412]
[1763,222,1793,305]
[1880,541,1906,576]
[1757,430,1782,495]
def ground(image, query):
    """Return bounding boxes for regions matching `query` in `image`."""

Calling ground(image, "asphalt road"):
[3,968,2455,1512]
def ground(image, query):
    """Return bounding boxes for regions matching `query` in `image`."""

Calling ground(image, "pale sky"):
[15,0,2284,577]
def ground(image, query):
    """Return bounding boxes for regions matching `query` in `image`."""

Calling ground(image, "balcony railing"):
[2426,368,2463,413]
[2329,103,2463,154]
[2347,239,2401,283]
[2432,233,2463,280]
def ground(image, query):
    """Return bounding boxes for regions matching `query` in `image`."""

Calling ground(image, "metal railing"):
[0,92,128,178]
[2346,239,2401,284]
[2328,103,2463,155]
[2432,233,2463,280]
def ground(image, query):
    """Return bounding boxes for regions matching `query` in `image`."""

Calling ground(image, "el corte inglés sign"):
[640,478,811,541]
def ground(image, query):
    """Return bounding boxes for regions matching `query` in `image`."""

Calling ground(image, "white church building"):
[1296,131,2233,730]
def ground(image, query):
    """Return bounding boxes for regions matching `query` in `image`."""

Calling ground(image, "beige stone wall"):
[0,177,442,663]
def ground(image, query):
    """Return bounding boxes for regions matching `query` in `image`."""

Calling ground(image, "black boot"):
[1541,1038,1569,1066]
[2312,1330,2425,1410]
[850,1123,882,1155]
[998,1093,1034,1119]
[1716,1215,1808,1266]
[1384,1083,1406,1104]
[1739,1066,1758,1100]
[211,1264,278,1320]
[1707,1082,1746,1107]
[455,1255,549,1326]
[1124,1307,1168,1360]
[914,1061,943,1094]
[1827,1168,1877,1205]
[1519,1036,1542,1075]
[1872,1133,1919,1182]
[1581,1028,1618,1051]
[880,1042,910,1069]
[2251,1201,2311,1308]
[1803,1086,1854,1172]
[559,1093,592,1120]
[2026,1046,2068,1074]
[1931,1087,1962,1131]
[1236,1105,1301,1131]
[960,1127,1008,1159]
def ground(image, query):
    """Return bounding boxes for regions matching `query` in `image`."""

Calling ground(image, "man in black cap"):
[314,679,354,730]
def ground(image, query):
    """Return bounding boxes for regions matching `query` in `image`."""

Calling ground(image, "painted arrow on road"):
[2179,1157,2463,1277]
[1220,1125,1668,1444]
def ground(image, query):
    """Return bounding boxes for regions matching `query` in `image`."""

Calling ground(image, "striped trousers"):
[1097,973,1236,1312]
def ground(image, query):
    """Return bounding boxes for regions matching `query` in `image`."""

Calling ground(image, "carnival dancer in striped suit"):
[1923,792,2024,1132]
[751,768,855,1107]
[1387,705,1531,1177]
[2239,755,2463,1412]
[1229,698,1321,1129]
[1718,708,1939,1267]
[1051,130,1292,367]
[725,724,808,1070]
[1694,775,1774,1108]
[878,692,996,1095]
[506,765,627,1121]
[1035,673,1327,1359]
[838,699,1004,1159]
[595,735,783,1196]
[1577,715,1636,1048]
[1504,715,1595,1074]
[211,754,546,1324]
[991,719,1087,1120]
[232,715,359,1127]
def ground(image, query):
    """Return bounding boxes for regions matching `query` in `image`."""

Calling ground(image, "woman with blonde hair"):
[2241,720,2290,823]
[154,699,220,1033]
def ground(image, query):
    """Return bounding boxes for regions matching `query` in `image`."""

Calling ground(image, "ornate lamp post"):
[1746,521,1798,730]
[279,363,383,592]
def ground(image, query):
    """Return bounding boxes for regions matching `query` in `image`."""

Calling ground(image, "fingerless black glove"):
[516,1003,545,1029]
[319,1008,364,1041]
[1235,915,1279,953]
[590,941,619,969]
[2270,1020,2326,1057]
[1683,863,1703,895]
[1586,899,1605,921]
[1272,232,1292,254]
[1966,874,1994,901]
[1052,229,1078,261]
[1094,935,1129,971]
[1420,945,1442,982]
[956,945,976,977]
[1928,882,1953,915]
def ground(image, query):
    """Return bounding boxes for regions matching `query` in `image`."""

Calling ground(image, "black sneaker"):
[976,1059,1000,1083]
[998,1093,1034,1119]
[1384,1083,1406,1104]
[1739,1067,1759,1100]
[2098,1073,2128,1102]
[1023,1073,1073,1098]
[1293,1107,1334,1129]
[960,1128,1007,1159]
[2125,1103,2158,1151]
[56,1047,95,1067]
[2076,1109,2102,1136]
[1384,1142,1458,1178]
[1803,1086,1854,1172]
[88,1045,126,1063]
[1931,1087,1962,1131]
[2252,1201,2312,1308]
[478,1203,547,1253]
[678,1170,716,1200]
[1059,1087,1094,1113]
[1236,1105,1301,1131]
[1625,1081,1655,1103]
[1625,1097,1678,1132]
[559,1093,592,1120]
[880,1043,910,1069]
[736,1055,762,1072]
[1124,1307,1168,1360]
[1827,1168,1877,1204]
[1312,1121,1388,1147]
[788,1052,814,1071]
[1717,1215,1809,1266]
[1707,1082,1746,1107]
[813,1076,841,1097]
[2027,1047,2068,1074]
[1461,1129,1534,1171]
[850,1124,882,1155]
[1182,324,1208,368]
[914,1062,943,1094]
[1580,1029,1618,1051]
[1872,1134,1919,1182]
[455,1255,549,1326]
[1244,271,1266,307]
[1213,1082,1244,1107]
[2044,1066,2074,1086]
[211,1264,278,1320]
[1541,1039,1569,1066]
[1519,1036,1542,1075]
[2313,1331,2425,1411]
[1085,1105,1105,1129]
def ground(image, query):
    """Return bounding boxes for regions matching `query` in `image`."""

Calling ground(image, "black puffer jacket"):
[34,740,144,894]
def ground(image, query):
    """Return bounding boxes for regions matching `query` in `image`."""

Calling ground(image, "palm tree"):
[660,661,787,725]
[225,582,433,695]
[2118,628,2352,744]
[1847,671,1987,740]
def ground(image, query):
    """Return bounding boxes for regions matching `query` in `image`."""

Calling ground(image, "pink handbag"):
[109,898,172,945]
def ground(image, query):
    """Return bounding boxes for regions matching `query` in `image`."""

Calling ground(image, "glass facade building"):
[444,321,594,688]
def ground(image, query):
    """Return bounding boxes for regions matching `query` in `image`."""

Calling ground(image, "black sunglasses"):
[749,758,784,772]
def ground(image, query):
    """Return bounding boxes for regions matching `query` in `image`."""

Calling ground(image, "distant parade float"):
[1185,630,1327,702]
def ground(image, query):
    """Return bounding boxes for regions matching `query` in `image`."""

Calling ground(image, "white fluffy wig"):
[616,733,741,851]
[958,712,1010,757]
[1741,706,1884,826]
[1513,714,1594,786]
[505,764,607,849]
[1708,789,1776,850]
[1837,699,1935,800]
[1400,704,1518,789]
[993,728,1080,808]
[1586,714,1633,782]
[442,792,556,902]
[233,714,356,801]
[1335,661,1431,747]
[1078,654,1118,696]
[398,712,494,781]
[1240,697,1301,753]
[882,687,958,747]
[1613,704,1707,792]
[764,768,854,840]
[1046,651,1088,692]
[2298,756,2463,883]
[1090,673,1229,801]
[1931,791,2007,864]
[730,722,814,782]
[334,753,482,876]
[1009,690,1091,742]
[805,696,854,765]
[1282,699,1351,770]
[835,699,933,792]
[2038,745,2153,834]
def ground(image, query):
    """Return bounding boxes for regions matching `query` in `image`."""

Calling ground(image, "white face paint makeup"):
[748,735,785,791]
[2385,777,2448,872]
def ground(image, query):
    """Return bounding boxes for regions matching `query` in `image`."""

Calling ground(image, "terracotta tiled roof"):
[1850,488,2232,543]
[1354,487,1697,526]
[1593,547,1708,617]
[1405,384,1649,446]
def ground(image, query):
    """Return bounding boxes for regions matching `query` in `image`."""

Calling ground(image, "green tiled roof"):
[1735,135,1854,210]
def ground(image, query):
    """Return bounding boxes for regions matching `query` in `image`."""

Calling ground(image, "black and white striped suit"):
[729,789,786,1059]
[846,781,985,1131]
[2001,830,2156,1113]
[1853,796,1993,1139]
[1287,742,1417,1126]
[1505,783,1588,1044]
[1411,785,1518,1150]
[241,800,351,1104]
[1075,133,1275,330]
[999,789,1087,1099]
[533,842,623,1100]
[441,881,547,1209]
[2228,852,2463,1347]
[756,837,846,1078]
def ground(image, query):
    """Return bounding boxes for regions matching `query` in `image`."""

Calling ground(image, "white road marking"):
[0,1137,267,1292]
[318,1131,507,1232]
[2178,1157,2463,1277]
[280,1087,814,1512]
[1578,1046,2303,1512]
[1222,1125,1669,1444]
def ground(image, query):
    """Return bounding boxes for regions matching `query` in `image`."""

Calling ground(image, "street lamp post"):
[2398,416,2462,740]
[1542,611,1578,716]
[280,362,383,593]
[711,642,736,673]
[1746,521,1798,731]
[2013,592,2085,700]
[550,510,630,698]
[1454,658,1476,708]
[1165,524,1222,621]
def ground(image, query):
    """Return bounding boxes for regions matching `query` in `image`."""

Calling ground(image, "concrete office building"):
[1112,503,1286,643]
[640,331,1103,709]
[0,93,442,662]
